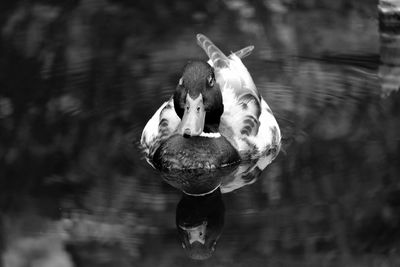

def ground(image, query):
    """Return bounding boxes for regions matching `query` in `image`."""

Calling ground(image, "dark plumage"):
[153,135,240,170]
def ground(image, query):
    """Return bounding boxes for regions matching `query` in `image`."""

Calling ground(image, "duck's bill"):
[178,94,205,137]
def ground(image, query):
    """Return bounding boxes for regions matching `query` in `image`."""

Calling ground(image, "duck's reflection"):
[165,153,278,260]
[176,189,224,260]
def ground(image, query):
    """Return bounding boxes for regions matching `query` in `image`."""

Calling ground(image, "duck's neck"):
[204,108,222,133]
[203,123,220,133]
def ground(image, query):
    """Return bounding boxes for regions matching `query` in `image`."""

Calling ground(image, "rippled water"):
[1,1,400,266]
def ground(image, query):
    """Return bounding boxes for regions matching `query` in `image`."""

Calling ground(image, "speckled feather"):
[141,34,281,167]
[196,34,280,159]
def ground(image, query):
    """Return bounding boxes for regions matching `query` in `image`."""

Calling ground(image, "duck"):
[141,34,281,170]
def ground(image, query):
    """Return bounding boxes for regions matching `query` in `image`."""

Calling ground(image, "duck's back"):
[196,34,260,103]
[196,34,263,148]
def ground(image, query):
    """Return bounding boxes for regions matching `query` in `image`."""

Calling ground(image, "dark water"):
[1,1,400,266]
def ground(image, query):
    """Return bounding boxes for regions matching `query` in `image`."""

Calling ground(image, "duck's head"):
[173,61,223,137]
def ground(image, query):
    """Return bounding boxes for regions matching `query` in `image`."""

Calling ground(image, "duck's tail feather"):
[197,34,230,68]
[232,45,254,59]
[197,34,254,68]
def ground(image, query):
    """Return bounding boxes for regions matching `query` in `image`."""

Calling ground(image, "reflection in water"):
[168,154,275,259]
[176,189,224,260]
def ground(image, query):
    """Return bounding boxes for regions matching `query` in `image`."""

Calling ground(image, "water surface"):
[1,1,400,266]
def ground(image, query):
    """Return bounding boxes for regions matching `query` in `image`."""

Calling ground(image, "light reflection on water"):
[1,1,400,266]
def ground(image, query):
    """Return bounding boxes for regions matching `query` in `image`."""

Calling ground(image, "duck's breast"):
[152,134,240,170]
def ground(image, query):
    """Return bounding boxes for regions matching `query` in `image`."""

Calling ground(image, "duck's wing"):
[140,98,180,158]
[197,34,281,159]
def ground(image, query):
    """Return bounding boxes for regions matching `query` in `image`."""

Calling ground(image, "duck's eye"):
[207,75,215,87]
[179,77,184,87]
